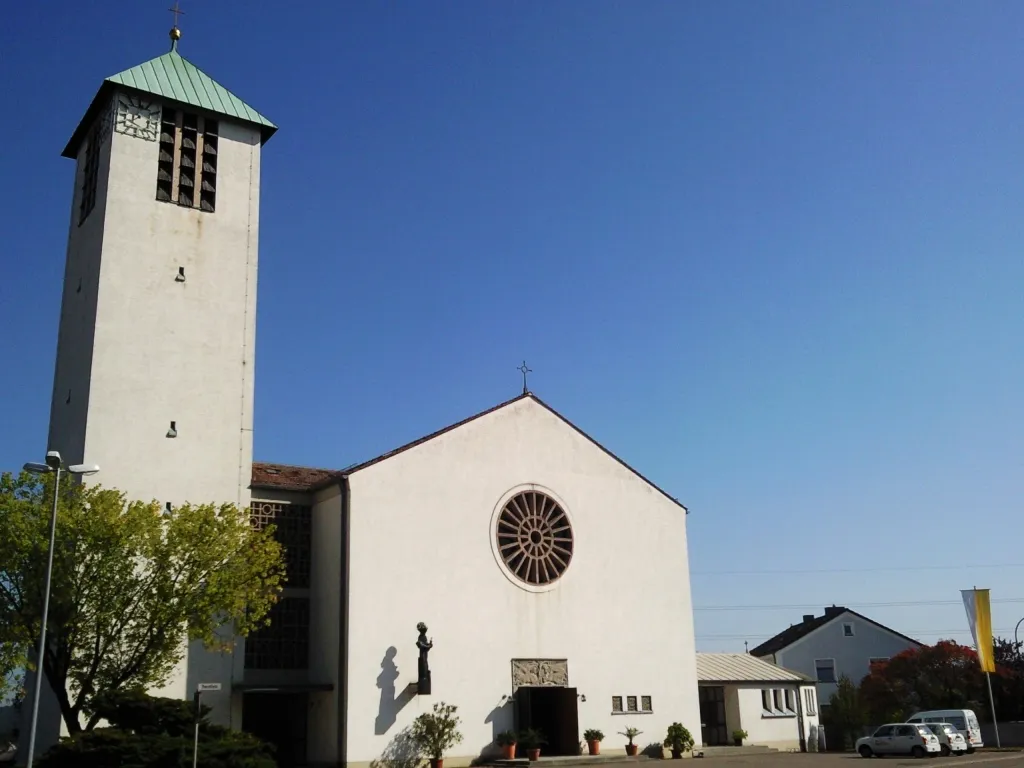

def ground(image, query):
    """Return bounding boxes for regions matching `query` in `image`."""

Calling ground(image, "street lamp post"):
[1015,617,1024,648]
[22,450,99,768]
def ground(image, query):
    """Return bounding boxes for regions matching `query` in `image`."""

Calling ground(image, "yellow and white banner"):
[961,588,995,673]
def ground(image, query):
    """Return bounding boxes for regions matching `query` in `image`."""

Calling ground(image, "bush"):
[663,723,694,752]
[410,702,463,760]
[495,730,517,746]
[37,692,276,768]
[583,729,604,742]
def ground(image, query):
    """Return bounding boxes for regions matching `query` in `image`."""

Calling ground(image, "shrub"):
[495,730,517,747]
[663,723,694,752]
[410,702,463,760]
[583,729,604,742]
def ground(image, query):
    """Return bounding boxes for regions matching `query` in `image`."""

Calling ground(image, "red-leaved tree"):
[859,639,1024,724]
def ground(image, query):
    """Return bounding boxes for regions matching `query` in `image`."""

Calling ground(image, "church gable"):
[340,393,686,512]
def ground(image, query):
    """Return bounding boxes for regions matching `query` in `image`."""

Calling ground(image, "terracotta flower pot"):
[430,759,444,768]
[501,744,517,760]
[626,744,639,757]
[588,740,601,756]
[527,748,541,761]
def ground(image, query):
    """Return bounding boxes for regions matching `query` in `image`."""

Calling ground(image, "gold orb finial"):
[170,26,182,41]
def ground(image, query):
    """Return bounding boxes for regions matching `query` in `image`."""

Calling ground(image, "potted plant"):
[583,729,604,756]
[663,723,693,759]
[495,730,517,760]
[411,702,464,768]
[619,727,642,757]
[519,728,545,761]
[732,729,747,747]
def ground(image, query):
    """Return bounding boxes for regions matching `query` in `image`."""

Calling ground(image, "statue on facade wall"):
[416,622,433,695]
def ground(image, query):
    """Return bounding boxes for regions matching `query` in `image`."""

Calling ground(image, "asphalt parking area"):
[696,752,1024,768]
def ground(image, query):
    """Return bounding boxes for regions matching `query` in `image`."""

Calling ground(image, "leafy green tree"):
[823,675,865,750]
[0,471,284,733]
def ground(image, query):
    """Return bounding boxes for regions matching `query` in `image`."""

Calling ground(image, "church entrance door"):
[515,686,579,757]
[242,692,308,767]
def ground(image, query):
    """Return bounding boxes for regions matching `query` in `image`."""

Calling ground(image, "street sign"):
[197,683,222,692]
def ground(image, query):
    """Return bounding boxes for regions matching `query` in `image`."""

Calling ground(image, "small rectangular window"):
[815,658,836,683]
[843,623,855,637]
[784,689,795,712]
[772,689,783,712]
[641,695,652,712]
[611,696,622,713]
[761,689,772,711]
[156,108,218,212]
[868,656,889,670]
[626,695,638,712]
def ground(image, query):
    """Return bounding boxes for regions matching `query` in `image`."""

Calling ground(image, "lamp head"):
[68,464,100,476]
[44,451,62,469]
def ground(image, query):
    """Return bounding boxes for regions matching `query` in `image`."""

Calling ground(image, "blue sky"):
[2,1,1023,653]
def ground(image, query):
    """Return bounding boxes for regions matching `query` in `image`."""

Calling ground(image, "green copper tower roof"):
[63,48,276,158]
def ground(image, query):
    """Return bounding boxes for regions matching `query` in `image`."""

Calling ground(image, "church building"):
[32,20,702,768]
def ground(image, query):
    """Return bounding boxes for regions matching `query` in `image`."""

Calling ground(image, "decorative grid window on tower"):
[243,596,310,670]
[156,108,218,211]
[78,121,101,224]
[249,501,312,589]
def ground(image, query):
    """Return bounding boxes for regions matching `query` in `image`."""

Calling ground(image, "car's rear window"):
[917,727,934,737]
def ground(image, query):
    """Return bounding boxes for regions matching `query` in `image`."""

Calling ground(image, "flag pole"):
[984,670,1001,747]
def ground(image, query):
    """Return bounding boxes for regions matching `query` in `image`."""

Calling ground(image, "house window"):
[79,122,101,224]
[772,689,783,712]
[611,696,623,713]
[641,696,652,712]
[804,688,817,716]
[868,656,889,669]
[250,501,312,588]
[627,695,638,712]
[784,689,795,712]
[157,108,219,212]
[761,689,772,712]
[243,596,309,670]
[815,658,836,683]
[842,622,855,637]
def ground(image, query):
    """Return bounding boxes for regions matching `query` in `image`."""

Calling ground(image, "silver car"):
[923,723,968,756]
[856,723,942,758]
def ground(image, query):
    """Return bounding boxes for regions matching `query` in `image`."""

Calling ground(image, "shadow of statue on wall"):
[370,726,422,768]
[481,697,515,758]
[375,646,416,735]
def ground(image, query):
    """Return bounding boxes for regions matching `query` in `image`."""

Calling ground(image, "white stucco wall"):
[768,613,919,705]
[729,683,818,751]
[32,89,265,749]
[341,397,700,766]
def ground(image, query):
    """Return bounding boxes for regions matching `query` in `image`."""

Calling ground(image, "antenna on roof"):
[168,1,184,51]
[744,641,749,654]
[517,360,532,395]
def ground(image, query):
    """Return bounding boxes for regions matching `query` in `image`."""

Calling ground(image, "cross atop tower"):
[168,1,184,50]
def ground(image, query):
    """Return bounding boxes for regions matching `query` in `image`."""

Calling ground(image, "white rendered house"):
[696,653,819,752]
[750,607,922,708]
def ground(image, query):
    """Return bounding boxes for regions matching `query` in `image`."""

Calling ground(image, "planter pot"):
[626,744,639,757]
[671,748,683,760]
[526,749,541,761]
[429,760,444,768]
[587,740,601,756]
[501,744,516,760]
[733,739,742,747]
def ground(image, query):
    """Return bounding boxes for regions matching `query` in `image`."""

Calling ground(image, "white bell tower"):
[32,23,276,745]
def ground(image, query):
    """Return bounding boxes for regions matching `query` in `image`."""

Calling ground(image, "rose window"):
[495,490,573,586]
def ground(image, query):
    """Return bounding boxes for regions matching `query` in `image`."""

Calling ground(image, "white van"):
[906,710,983,752]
